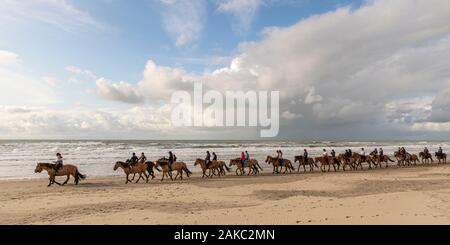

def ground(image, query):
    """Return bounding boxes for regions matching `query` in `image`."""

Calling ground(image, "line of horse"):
[34,150,447,186]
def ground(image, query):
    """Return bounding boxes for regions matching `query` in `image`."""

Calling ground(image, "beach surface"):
[1,163,450,225]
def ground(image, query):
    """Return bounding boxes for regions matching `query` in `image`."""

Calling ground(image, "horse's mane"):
[37,162,52,167]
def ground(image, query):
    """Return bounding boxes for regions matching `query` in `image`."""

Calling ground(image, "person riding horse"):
[277,150,284,165]
[437,147,443,157]
[424,147,430,157]
[379,148,384,159]
[322,149,328,164]
[126,152,139,171]
[53,153,64,174]
[212,152,217,161]
[139,152,147,163]
[205,151,211,168]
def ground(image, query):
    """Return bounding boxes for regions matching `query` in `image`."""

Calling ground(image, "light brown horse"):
[374,154,395,168]
[114,161,151,184]
[435,152,447,164]
[35,163,86,187]
[314,156,338,172]
[194,159,230,178]
[154,159,192,181]
[351,153,377,170]
[229,158,262,176]
[265,155,294,174]
[410,154,419,165]
[294,155,317,172]
[419,152,433,164]
[336,154,353,171]
[394,151,412,166]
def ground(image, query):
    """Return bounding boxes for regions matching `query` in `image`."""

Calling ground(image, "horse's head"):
[34,163,44,173]
[229,159,237,167]
[113,161,123,171]
[194,159,202,166]
[265,155,271,163]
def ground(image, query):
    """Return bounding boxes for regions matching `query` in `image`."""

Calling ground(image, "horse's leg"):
[48,177,53,187]
[130,173,136,181]
[62,175,70,185]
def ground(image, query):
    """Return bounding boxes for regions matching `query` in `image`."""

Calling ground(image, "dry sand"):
[1,163,450,224]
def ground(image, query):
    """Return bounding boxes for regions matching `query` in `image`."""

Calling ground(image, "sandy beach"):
[1,163,450,225]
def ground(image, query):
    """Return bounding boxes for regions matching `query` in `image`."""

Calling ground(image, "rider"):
[379,148,384,159]
[278,150,284,165]
[401,147,406,156]
[205,151,211,168]
[240,152,246,166]
[168,151,174,171]
[303,149,308,163]
[53,153,63,174]
[373,148,378,156]
[438,147,443,156]
[331,149,336,163]
[139,152,147,163]
[212,152,217,161]
[245,151,250,163]
[129,153,138,165]
[323,149,328,164]
[360,148,365,157]
[424,147,429,157]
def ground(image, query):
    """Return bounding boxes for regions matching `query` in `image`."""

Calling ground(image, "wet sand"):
[1,163,450,224]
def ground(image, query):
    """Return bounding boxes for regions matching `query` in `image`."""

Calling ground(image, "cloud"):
[42,76,61,87]
[96,78,144,104]
[65,66,97,79]
[0,105,174,139]
[159,0,207,46]
[0,50,18,65]
[0,0,107,32]
[0,67,57,106]
[137,60,195,100]
[216,0,264,34]
[281,110,302,120]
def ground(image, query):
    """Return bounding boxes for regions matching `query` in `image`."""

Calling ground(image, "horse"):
[351,153,377,170]
[435,152,447,164]
[229,158,262,176]
[410,154,420,165]
[194,159,230,178]
[419,152,433,164]
[265,155,294,174]
[294,155,317,172]
[394,151,412,166]
[113,161,151,184]
[34,163,86,187]
[375,155,395,168]
[154,158,192,181]
[336,154,353,171]
[314,156,338,172]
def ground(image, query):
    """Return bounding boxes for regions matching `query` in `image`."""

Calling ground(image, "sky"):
[0,0,450,140]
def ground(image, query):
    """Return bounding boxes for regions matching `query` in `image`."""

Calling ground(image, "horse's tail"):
[387,157,394,162]
[288,161,295,170]
[224,163,231,172]
[145,161,155,173]
[183,164,192,177]
[255,161,263,171]
[75,169,86,185]
[313,160,319,168]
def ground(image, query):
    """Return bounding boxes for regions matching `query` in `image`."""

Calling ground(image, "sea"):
[0,140,448,180]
